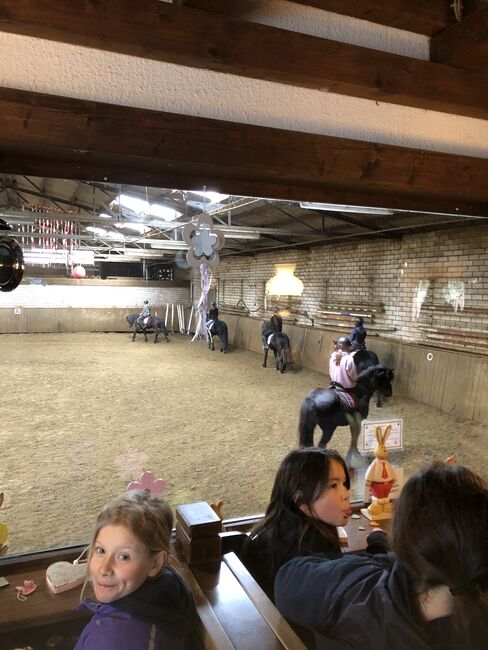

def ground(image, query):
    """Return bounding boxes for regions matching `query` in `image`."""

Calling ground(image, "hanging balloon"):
[0,237,25,292]
[71,265,86,279]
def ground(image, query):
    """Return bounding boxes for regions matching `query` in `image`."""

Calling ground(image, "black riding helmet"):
[355,317,364,326]
[144,300,149,304]
[337,336,351,350]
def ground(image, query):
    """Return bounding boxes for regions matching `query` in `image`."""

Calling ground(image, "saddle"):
[330,383,356,409]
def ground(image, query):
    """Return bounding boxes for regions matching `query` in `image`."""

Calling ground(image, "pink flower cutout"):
[127,470,167,495]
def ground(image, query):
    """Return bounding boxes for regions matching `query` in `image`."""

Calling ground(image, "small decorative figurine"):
[210,500,225,532]
[363,425,397,519]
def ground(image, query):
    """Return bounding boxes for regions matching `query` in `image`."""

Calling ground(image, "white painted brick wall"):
[192,225,488,347]
[0,285,190,309]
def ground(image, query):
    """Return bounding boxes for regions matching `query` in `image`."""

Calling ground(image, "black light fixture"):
[0,219,24,292]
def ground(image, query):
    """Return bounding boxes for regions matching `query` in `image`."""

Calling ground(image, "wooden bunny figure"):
[364,425,397,518]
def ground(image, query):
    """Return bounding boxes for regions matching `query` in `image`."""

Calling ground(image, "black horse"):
[298,365,394,468]
[208,319,228,352]
[262,320,292,373]
[353,348,385,407]
[126,314,169,343]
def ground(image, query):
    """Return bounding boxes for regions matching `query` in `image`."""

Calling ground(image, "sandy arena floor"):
[0,332,486,554]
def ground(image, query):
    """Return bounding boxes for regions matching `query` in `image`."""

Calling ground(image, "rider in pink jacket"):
[329,337,358,389]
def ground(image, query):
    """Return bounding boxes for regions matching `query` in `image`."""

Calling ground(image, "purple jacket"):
[74,566,196,650]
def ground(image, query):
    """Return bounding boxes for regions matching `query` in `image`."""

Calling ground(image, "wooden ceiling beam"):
[0,88,487,218]
[430,7,488,71]
[181,0,454,36]
[1,1,487,119]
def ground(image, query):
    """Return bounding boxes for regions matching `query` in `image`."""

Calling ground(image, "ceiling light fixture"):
[300,202,394,216]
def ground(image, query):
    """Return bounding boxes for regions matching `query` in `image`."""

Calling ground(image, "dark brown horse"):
[298,365,394,468]
[127,314,169,343]
[262,321,292,373]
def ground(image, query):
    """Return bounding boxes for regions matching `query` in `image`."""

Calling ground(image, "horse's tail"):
[221,322,228,350]
[298,396,317,447]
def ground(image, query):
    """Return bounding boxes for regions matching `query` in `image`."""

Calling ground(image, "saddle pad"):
[46,561,87,594]
[267,334,274,346]
[336,391,356,409]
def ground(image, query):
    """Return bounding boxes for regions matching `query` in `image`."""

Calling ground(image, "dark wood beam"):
[0,88,487,218]
[304,208,401,239]
[181,0,454,36]
[430,7,488,71]
[1,1,487,119]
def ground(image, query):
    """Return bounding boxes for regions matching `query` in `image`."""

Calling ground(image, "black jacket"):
[275,542,479,650]
[350,324,367,346]
[75,565,197,650]
[241,515,343,601]
[207,307,219,321]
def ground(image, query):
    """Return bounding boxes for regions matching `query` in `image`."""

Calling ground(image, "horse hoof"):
[345,448,366,470]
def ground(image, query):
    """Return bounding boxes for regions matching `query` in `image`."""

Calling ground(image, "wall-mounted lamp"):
[266,263,304,296]
[0,219,24,292]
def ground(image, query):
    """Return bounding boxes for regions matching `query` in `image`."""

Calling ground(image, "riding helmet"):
[337,336,351,349]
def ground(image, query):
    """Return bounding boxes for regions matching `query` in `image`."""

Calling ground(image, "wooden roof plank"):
[430,7,488,71]
[181,0,454,36]
[0,88,487,218]
[0,0,487,119]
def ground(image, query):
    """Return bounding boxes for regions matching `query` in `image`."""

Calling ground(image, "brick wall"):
[192,225,487,350]
[0,282,189,310]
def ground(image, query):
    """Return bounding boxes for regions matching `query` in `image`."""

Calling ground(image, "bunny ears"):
[375,425,392,445]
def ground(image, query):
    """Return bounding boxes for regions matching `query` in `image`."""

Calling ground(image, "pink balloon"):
[71,265,86,279]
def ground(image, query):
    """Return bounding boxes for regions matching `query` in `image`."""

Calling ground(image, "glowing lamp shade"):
[71,265,86,279]
[266,263,303,296]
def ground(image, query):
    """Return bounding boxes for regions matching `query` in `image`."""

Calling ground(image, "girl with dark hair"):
[275,462,488,650]
[241,448,353,601]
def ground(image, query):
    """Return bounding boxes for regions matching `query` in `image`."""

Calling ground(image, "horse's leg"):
[211,337,215,351]
[375,390,383,408]
[263,348,268,368]
[274,349,279,371]
[317,422,336,448]
[345,412,365,469]
[132,330,136,342]
[143,329,148,343]
[154,330,159,344]
[165,326,169,343]
[280,347,286,373]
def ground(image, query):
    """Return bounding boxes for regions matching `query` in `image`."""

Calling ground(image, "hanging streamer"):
[192,263,212,342]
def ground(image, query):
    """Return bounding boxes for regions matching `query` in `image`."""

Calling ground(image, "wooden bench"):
[0,505,385,648]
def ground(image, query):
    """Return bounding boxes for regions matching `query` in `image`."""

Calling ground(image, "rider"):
[137,300,151,327]
[263,307,282,349]
[269,307,283,333]
[350,317,367,351]
[329,336,358,391]
[206,301,219,335]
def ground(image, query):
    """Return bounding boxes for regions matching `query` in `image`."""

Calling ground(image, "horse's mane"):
[357,364,386,381]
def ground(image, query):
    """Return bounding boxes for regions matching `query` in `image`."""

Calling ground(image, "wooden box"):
[175,524,222,566]
[175,502,222,539]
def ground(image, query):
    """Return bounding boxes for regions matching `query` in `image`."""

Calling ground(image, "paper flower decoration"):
[127,470,167,495]
[182,213,223,269]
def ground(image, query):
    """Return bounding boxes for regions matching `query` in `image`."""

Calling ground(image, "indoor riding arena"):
[1,261,487,555]
[1,2,488,648]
